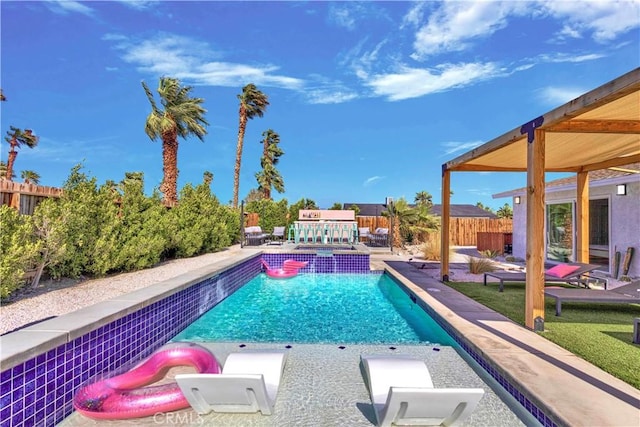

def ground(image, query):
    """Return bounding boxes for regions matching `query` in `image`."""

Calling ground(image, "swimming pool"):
[173,273,457,346]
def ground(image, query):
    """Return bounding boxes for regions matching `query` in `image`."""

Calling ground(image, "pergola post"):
[576,171,590,264]
[525,128,546,331]
[441,165,451,281]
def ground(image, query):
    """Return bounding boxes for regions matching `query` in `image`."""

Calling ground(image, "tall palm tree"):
[4,126,39,182]
[0,161,14,179]
[255,129,284,199]
[21,170,40,184]
[142,77,208,207]
[233,83,269,208]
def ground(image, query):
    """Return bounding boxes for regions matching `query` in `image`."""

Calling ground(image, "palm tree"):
[0,161,13,179]
[233,83,269,208]
[414,190,433,208]
[255,129,284,199]
[142,77,208,207]
[497,203,513,219]
[4,126,39,182]
[203,171,214,186]
[21,170,40,184]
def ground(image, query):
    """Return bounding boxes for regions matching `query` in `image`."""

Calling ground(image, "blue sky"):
[2,1,639,209]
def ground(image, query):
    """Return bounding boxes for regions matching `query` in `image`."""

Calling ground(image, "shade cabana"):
[440,67,640,330]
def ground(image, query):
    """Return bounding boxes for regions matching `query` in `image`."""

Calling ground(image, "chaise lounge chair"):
[175,349,287,415]
[270,226,286,245]
[544,281,640,316]
[483,262,601,292]
[360,354,484,427]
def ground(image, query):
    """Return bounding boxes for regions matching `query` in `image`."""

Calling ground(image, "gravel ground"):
[0,245,244,335]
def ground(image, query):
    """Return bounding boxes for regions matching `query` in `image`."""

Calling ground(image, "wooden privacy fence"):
[0,180,63,215]
[477,232,513,255]
[449,218,512,246]
[358,216,512,246]
[356,216,389,231]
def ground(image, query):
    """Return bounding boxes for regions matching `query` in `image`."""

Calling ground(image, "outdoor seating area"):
[483,262,602,292]
[244,226,269,246]
[369,228,389,247]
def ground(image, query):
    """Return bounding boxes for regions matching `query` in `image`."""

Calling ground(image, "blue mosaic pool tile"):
[262,253,370,274]
[0,255,262,427]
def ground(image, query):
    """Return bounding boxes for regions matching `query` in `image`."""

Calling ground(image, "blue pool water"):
[173,273,457,345]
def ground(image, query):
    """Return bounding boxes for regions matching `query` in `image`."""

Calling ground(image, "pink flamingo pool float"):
[261,259,308,279]
[73,342,220,420]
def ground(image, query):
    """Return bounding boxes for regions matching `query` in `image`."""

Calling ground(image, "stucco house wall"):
[511,180,639,278]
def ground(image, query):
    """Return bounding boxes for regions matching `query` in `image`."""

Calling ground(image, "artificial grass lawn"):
[445,281,640,390]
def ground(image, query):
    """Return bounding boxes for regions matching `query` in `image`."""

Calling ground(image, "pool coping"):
[382,261,640,427]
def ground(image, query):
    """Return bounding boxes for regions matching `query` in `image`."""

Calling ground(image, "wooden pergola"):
[440,67,640,331]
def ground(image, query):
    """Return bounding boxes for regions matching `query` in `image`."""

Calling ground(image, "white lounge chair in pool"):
[360,354,484,427]
[175,349,287,415]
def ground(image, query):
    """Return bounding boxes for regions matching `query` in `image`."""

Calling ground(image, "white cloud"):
[441,141,485,157]
[411,1,518,59]
[537,86,585,105]
[409,1,639,59]
[115,0,159,10]
[542,0,640,43]
[329,3,357,30]
[45,0,94,16]
[364,176,384,187]
[110,33,304,90]
[401,2,428,30]
[366,62,502,101]
[538,52,606,63]
[306,89,358,105]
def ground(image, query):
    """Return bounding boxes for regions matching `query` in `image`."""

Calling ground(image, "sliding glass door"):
[545,198,610,269]
[546,202,574,262]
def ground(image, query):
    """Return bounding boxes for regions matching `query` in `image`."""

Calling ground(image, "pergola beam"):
[579,153,640,172]
[546,119,640,133]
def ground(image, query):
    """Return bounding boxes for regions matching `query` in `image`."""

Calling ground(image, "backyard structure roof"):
[444,68,640,174]
[440,67,640,331]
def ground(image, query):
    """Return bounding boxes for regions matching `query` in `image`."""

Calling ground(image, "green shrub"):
[0,206,40,298]
[45,165,106,279]
[114,183,168,272]
[245,198,288,235]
